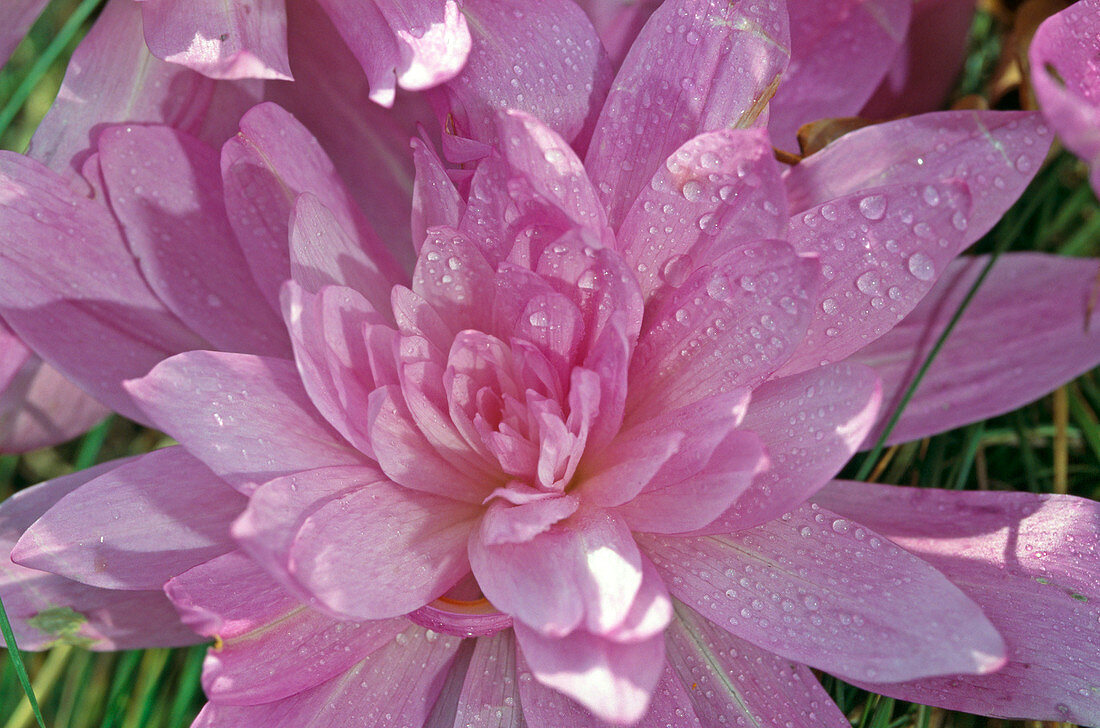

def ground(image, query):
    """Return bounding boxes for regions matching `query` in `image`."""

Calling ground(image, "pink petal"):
[439,0,612,150]
[12,447,242,591]
[0,153,206,422]
[784,110,1052,244]
[481,495,581,546]
[470,508,643,637]
[0,0,47,68]
[516,658,703,727]
[270,1,434,273]
[586,0,791,228]
[667,604,851,728]
[515,622,665,724]
[411,137,464,254]
[776,179,972,376]
[137,0,292,80]
[627,240,820,422]
[816,481,1100,725]
[573,0,662,69]
[221,102,404,312]
[281,282,390,457]
[767,0,912,150]
[98,124,290,357]
[514,560,670,722]
[166,551,407,705]
[1030,0,1100,195]
[579,431,684,509]
[289,193,399,318]
[411,226,497,336]
[701,362,881,532]
[618,127,788,302]
[853,253,1100,446]
[126,351,366,494]
[368,385,495,503]
[862,0,976,118]
[449,631,524,727]
[0,327,108,453]
[192,624,462,728]
[263,466,481,620]
[0,460,201,650]
[28,0,251,180]
[640,501,1006,683]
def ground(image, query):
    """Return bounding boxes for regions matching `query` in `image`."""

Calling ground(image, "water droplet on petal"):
[907,252,935,281]
[858,195,886,220]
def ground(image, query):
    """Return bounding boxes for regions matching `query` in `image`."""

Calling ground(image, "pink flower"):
[1,0,1100,726]
[1031,0,1100,195]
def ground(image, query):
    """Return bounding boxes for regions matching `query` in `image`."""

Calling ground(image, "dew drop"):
[855,271,881,295]
[661,254,692,287]
[682,180,704,201]
[858,194,886,220]
[907,252,935,281]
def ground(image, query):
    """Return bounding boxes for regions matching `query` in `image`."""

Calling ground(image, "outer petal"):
[237,465,481,620]
[0,153,207,422]
[862,0,976,118]
[853,253,1100,446]
[816,481,1100,725]
[165,550,406,705]
[514,622,664,725]
[0,329,108,453]
[586,0,791,228]
[470,508,643,638]
[776,178,972,376]
[627,240,819,422]
[28,0,254,179]
[767,0,911,150]
[1030,0,1100,195]
[617,127,788,302]
[639,501,1006,683]
[126,351,366,494]
[98,124,291,357]
[138,0,292,80]
[666,603,851,728]
[220,102,404,312]
[700,362,881,532]
[573,0,662,69]
[440,0,612,150]
[12,447,243,591]
[0,0,47,68]
[448,631,524,728]
[0,461,202,650]
[192,624,462,728]
[784,110,1052,244]
[411,137,465,253]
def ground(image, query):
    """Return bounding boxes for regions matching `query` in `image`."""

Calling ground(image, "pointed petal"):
[639,502,1006,683]
[1031,0,1100,195]
[98,124,291,356]
[28,0,251,179]
[0,461,201,650]
[239,465,480,620]
[618,128,788,302]
[166,550,406,705]
[701,362,880,532]
[411,137,464,254]
[13,447,243,591]
[221,102,403,311]
[784,110,1053,244]
[815,480,1100,725]
[628,240,819,421]
[0,153,206,422]
[767,0,911,150]
[586,0,791,227]
[441,0,611,150]
[451,631,524,728]
[776,179,972,376]
[0,333,108,454]
[126,351,366,494]
[515,622,664,725]
[573,0,662,69]
[667,603,851,728]
[470,508,643,637]
[138,0,292,80]
[853,253,1100,446]
[192,624,462,728]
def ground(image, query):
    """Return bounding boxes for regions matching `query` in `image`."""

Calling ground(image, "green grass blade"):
[0,0,105,144]
[0,596,46,728]
[73,416,112,471]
